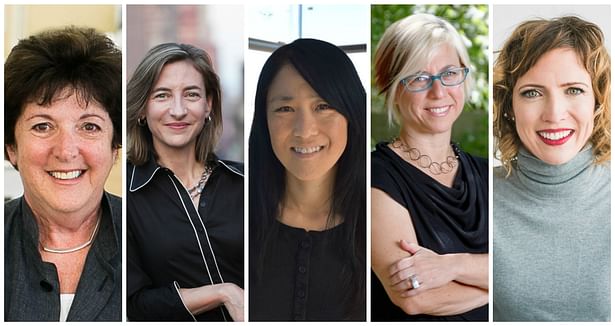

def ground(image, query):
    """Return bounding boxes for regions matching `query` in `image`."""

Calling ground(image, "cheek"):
[266,117,285,155]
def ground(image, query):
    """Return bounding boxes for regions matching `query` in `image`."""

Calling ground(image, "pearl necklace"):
[41,217,101,254]
[392,137,459,175]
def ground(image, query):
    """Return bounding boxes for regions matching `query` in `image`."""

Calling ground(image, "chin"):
[536,152,576,166]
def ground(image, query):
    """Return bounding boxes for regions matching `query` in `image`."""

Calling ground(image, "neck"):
[25,194,101,250]
[155,144,204,188]
[280,169,337,231]
[399,127,453,161]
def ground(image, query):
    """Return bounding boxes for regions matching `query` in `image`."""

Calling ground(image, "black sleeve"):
[126,215,194,321]
[371,151,406,208]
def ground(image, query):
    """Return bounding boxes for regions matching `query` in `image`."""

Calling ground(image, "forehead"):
[516,48,590,86]
[267,64,319,100]
[156,60,204,86]
[403,43,460,76]
[22,91,109,119]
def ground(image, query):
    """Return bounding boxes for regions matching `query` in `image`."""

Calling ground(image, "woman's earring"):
[137,117,147,126]
[206,115,212,123]
[503,112,515,122]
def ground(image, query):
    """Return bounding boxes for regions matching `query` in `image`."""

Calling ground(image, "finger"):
[400,287,421,297]
[388,256,413,276]
[390,268,414,287]
[392,276,416,292]
[400,240,422,255]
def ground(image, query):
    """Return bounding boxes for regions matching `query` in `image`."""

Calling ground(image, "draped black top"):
[371,141,488,321]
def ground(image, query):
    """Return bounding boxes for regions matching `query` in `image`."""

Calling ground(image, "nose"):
[169,96,187,119]
[427,78,445,99]
[53,129,79,162]
[292,109,318,138]
[541,93,569,122]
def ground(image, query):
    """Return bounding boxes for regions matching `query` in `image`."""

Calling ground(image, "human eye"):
[315,103,334,112]
[185,91,202,100]
[442,69,458,77]
[413,74,430,82]
[274,106,293,113]
[32,122,52,133]
[82,122,102,133]
[566,87,585,96]
[152,92,169,100]
[520,89,542,98]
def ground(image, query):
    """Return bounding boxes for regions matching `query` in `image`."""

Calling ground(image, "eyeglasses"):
[400,67,469,92]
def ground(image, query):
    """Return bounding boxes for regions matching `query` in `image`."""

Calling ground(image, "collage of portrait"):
[2,3,610,322]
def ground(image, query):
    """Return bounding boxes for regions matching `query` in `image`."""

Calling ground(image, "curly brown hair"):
[494,16,610,175]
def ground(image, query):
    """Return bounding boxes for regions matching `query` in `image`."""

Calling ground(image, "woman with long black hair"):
[248,38,366,321]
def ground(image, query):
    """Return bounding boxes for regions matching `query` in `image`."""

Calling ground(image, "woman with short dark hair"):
[4,26,122,321]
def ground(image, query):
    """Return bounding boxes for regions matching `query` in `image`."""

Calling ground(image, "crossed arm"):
[371,188,488,316]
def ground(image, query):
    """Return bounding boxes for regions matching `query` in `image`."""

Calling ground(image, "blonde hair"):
[494,16,610,175]
[374,13,473,125]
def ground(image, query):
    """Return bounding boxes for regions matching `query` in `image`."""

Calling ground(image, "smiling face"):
[6,90,117,217]
[266,64,348,183]
[512,48,595,165]
[396,43,465,136]
[145,60,212,156]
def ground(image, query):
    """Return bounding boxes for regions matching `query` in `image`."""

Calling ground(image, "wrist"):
[445,253,464,280]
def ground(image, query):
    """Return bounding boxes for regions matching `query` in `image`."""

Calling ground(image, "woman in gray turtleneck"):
[493,16,610,321]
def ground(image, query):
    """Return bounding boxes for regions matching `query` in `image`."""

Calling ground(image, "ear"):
[206,97,213,117]
[6,144,18,167]
[112,147,119,163]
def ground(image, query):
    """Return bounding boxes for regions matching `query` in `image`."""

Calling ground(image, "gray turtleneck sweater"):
[494,146,610,321]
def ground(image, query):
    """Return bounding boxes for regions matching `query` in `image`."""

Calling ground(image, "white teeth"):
[49,170,82,180]
[538,130,573,140]
[293,146,323,154]
[428,106,449,114]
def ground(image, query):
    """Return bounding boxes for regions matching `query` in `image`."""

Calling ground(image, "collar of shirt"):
[129,153,244,193]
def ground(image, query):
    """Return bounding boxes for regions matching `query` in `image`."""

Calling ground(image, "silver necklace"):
[392,137,459,175]
[187,165,213,199]
[41,217,101,254]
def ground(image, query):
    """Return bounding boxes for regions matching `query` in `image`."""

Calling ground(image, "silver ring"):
[410,275,420,289]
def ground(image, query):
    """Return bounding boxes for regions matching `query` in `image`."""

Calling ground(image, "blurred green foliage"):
[371,5,489,158]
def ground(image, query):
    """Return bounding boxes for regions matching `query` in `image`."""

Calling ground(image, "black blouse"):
[127,156,243,321]
[250,221,365,321]
[371,142,488,321]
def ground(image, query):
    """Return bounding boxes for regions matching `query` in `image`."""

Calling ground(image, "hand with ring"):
[388,240,457,297]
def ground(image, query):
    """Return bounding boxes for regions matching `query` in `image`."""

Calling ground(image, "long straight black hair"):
[249,38,366,316]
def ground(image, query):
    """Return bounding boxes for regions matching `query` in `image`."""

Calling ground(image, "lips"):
[48,170,84,180]
[291,146,324,154]
[165,122,190,129]
[537,129,574,145]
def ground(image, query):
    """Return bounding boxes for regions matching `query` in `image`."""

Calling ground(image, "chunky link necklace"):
[392,137,459,175]
[41,217,101,254]
[187,165,213,199]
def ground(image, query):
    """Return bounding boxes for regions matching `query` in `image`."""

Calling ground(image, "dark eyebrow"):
[25,113,53,121]
[80,113,107,121]
[268,95,294,103]
[152,85,203,93]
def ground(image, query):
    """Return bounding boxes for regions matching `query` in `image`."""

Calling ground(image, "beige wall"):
[4,5,122,198]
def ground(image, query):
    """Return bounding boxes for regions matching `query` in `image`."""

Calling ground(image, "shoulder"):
[104,192,122,230]
[217,159,244,177]
[4,197,22,229]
